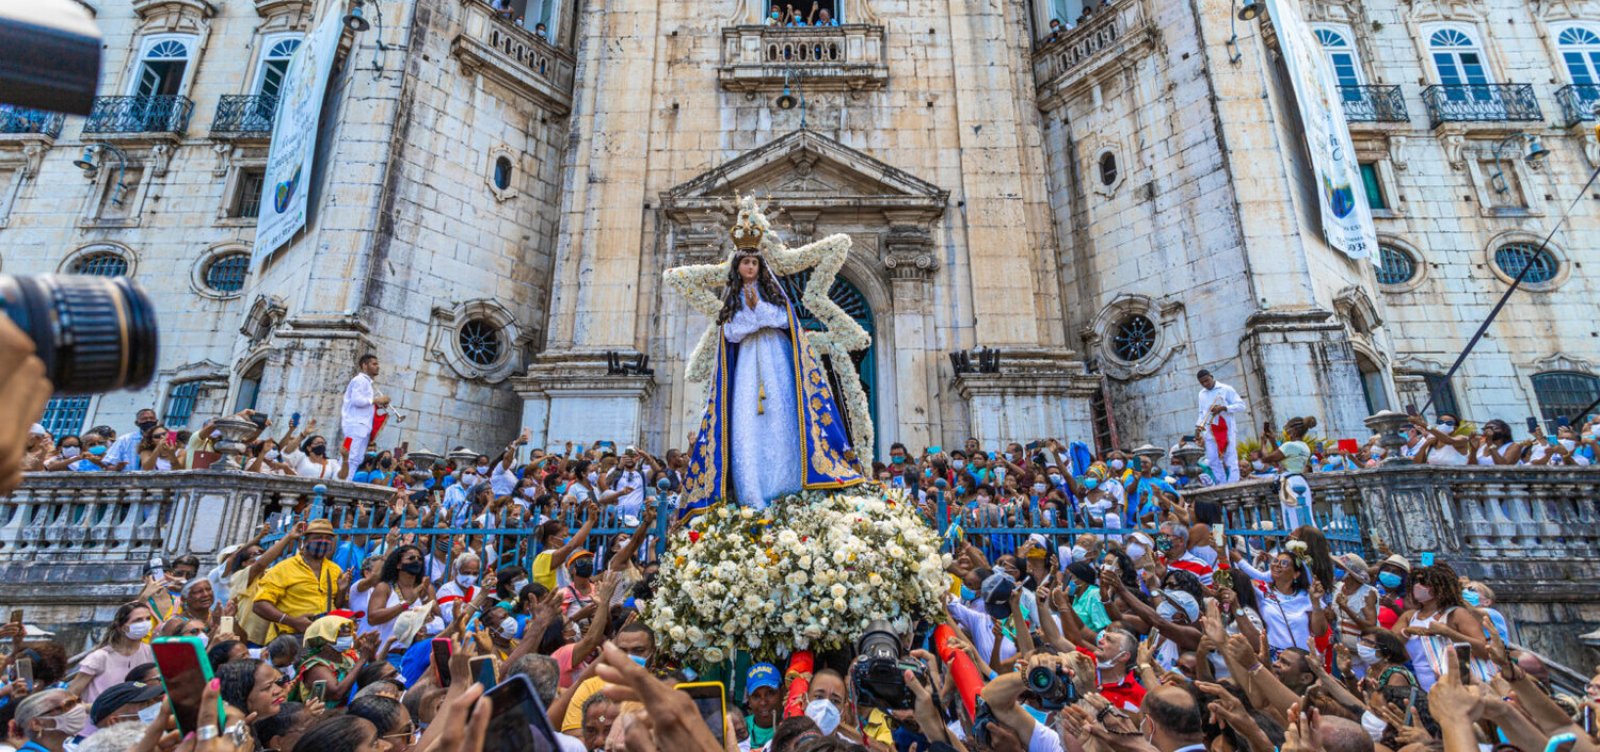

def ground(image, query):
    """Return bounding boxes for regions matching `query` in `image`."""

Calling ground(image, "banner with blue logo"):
[253,7,343,268]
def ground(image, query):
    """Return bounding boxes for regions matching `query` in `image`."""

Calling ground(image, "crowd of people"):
[5,361,1599,752]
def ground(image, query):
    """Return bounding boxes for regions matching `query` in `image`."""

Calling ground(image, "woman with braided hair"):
[1259,416,1317,529]
[1394,562,1494,689]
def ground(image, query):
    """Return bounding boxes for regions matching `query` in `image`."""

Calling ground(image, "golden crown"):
[729,219,765,250]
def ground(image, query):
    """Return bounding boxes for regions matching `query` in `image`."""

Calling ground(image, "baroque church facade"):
[3,0,1599,456]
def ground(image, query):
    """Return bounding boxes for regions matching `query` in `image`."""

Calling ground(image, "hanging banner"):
[1264,0,1378,263]
[253,8,343,268]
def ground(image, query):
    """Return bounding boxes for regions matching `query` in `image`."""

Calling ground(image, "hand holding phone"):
[153,636,224,735]
[675,682,728,745]
[432,638,453,688]
[16,658,33,692]
[484,675,561,750]
[470,655,497,687]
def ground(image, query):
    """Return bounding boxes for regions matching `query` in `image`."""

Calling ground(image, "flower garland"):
[643,488,949,665]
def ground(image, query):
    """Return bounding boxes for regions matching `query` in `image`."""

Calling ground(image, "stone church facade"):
[3,0,1598,457]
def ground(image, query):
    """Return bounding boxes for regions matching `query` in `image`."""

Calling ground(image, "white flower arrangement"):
[643,488,950,665]
[662,195,876,466]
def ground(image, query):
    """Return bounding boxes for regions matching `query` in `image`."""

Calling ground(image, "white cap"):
[28,424,46,435]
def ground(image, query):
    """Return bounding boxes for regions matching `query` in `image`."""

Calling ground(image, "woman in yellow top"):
[293,615,378,709]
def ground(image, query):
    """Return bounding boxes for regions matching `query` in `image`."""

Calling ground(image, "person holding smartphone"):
[136,424,186,472]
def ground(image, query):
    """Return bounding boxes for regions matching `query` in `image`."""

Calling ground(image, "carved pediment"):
[660,129,948,220]
[1528,352,1597,374]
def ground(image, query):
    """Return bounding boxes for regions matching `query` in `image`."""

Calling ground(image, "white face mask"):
[1252,460,1266,471]
[1048,473,1063,485]
[1360,710,1388,741]
[521,487,537,498]
[1032,483,1047,494]
[334,635,353,652]
[1156,601,1177,621]
[44,705,88,736]
[805,699,841,735]
[137,702,163,724]
[1096,651,1125,671]
[124,620,153,641]
[1356,644,1378,664]
[1559,438,1576,450]
[457,574,478,589]
[1109,460,1125,471]
[499,617,520,639]
[586,472,600,484]
[62,446,81,458]
[975,495,990,505]
[1069,545,1088,563]
[1127,542,1147,561]
[512,578,529,594]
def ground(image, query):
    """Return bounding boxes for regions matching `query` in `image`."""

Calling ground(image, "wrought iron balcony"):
[718,24,889,92]
[1555,83,1600,127]
[1337,84,1408,123]
[211,94,279,136]
[83,95,194,135]
[1420,83,1541,127]
[0,107,65,138]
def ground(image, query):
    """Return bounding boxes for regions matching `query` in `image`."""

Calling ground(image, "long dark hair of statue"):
[716,251,787,325]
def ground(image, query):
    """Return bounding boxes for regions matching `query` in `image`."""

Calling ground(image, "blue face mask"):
[959,586,975,601]
[630,655,649,667]
[555,483,568,494]
[1083,478,1099,490]
[1022,704,1050,725]
[1462,589,1481,606]
[1378,571,1403,590]
[1333,568,1346,581]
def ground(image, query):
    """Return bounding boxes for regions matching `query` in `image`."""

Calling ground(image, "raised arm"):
[608,509,655,572]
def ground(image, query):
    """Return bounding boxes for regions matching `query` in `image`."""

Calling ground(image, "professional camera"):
[850,620,929,711]
[1025,663,1079,710]
[0,274,158,393]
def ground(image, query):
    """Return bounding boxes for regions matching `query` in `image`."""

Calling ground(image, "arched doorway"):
[779,271,876,439]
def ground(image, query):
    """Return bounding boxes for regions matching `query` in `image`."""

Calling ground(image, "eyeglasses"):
[272,675,294,687]
[383,725,417,740]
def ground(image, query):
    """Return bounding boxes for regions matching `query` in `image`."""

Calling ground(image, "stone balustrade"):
[1181,465,1600,669]
[1032,0,1152,104]
[0,471,395,648]
[451,0,576,115]
[717,25,889,92]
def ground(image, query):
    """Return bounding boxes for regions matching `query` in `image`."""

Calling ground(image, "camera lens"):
[0,274,158,394]
[1027,666,1056,691]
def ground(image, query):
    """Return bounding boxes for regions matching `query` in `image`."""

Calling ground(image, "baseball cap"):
[28,424,45,436]
[1153,589,1200,622]
[746,663,781,697]
[90,681,166,724]
[980,572,1015,620]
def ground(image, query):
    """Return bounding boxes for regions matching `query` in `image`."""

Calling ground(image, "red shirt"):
[1075,645,1147,712]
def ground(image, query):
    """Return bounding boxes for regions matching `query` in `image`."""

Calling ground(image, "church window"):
[73,249,130,277]
[204,252,252,293]
[1531,371,1600,424]
[493,156,513,191]
[1375,245,1414,285]
[1493,243,1558,284]
[1098,152,1118,187]
[459,318,505,367]
[1110,314,1156,362]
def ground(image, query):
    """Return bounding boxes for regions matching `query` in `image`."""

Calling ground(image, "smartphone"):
[1403,686,1419,726]
[248,413,270,429]
[1547,435,1561,447]
[1420,552,1435,567]
[1527,417,1541,435]
[432,638,453,687]
[342,436,354,454]
[290,412,301,428]
[1581,705,1595,734]
[166,431,178,447]
[926,446,942,455]
[8,609,20,625]
[16,657,33,692]
[309,679,328,705]
[471,655,497,688]
[676,681,728,745]
[220,616,235,637]
[484,675,560,751]
[152,636,223,735]
[1405,403,1419,417]
[1545,733,1578,752]
[1452,642,1473,680]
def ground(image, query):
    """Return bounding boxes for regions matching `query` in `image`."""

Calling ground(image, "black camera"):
[1025,664,1079,710]
[850,620,929,711]
[0,274,158,394]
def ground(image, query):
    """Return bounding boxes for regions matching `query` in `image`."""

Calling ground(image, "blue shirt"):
[106,432,142,470]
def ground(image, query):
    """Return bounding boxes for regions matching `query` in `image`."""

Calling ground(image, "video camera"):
[850,620,929,711]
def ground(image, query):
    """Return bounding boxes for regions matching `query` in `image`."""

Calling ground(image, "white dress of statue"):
[722,274,805,507]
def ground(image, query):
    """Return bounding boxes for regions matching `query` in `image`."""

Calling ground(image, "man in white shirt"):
[605,449,654,518]
[490,429,531,498]
[341,354,388,466]
[105,408,157,471]
[1194,369,1246,484]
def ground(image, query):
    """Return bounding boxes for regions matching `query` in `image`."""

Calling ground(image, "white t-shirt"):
[947,602,1017,663]
[1029,721,1066,752]
[491,464,519,497]
[555,732,586,752]
[610,468,648,517]
[1260,588,1316,651]
[283,449,343,479]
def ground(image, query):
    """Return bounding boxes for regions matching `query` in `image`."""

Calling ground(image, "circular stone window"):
[1493,242,1558,284]
[72,249,130,277]
[203,252,251,293]
[492,156,513,191]
[458,318,504,367]
[1098,152,1118,187]
[1111,314,1156,362]
[1375,244,1415,286]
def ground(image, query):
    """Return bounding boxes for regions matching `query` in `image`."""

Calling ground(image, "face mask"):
[572,559,595,578]
[1412,585,1433,604]
[1127,542,1147,561]
[1378,571,1402,590]
[1560,439,1576,450]
[1360,710,1388,742]
[499,618,520,639]
[975,495,990,505]
[400,560,425,576]
[136,420,158,433]
[1333,568,1346,581]
[457,574,478,589]
[1110,460,1125,471]
[380,460,394,470]
[1156,601,1177,621]
[555,483,568,494]
[1252,460,1265,471]
[1462,589,1481,606]
[334,635,354,652]
[303,540,334,559]
[1096,652,1124,670]
[1069,545,1087,563]
[267,450,282,461]
[44,704,88,736]
[195,634,210,649]
[512,578,529,594]
[771,11,780,18]
[586,473,600,484]
[805,699,841,735]
[1356,644,1378,664]
[1437,423,1456,432]
[89,445,108,457]
[629,655,649,668]
[478,464,491,474]
[1032,483,1047,494]
[137,702,163,724]
[959,585,975,601]
[310,445,327,457]
[62,446,81,458]
[1372,447,1386,457]
[522,487,537,498]
[125,620,153,641]
[1022,703,1050,724]
[1083,479,1099,490]
[1048,473,1063,485]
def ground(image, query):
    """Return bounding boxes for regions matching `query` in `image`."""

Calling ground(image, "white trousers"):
[1204,430,1241,484]
[343,431,370,467]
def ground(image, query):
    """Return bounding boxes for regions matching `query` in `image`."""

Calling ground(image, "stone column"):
[882,216,940,451]
[954,349,1101,447]
[1239,310,1371,440]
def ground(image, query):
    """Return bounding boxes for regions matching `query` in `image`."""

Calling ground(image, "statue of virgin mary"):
[664,199,869,514]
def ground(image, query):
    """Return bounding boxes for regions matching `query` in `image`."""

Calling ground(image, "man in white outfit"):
[341,354,388,465]
[1194,369,1246,484]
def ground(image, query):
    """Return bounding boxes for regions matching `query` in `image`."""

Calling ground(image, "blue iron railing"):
[83,95,194,134]
[0,107,65,138]
[1420,83,1542,128]
[211,94,279,136]
[1555,83,1600,128]
[1337,84,1408,123]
